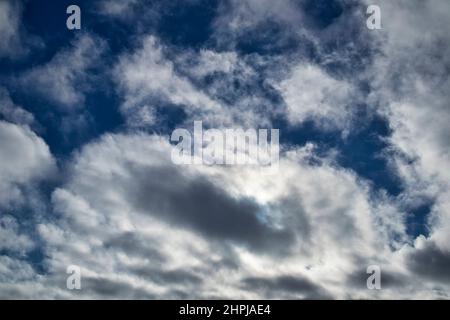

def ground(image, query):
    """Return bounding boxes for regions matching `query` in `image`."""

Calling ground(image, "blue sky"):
[0,0,449,299]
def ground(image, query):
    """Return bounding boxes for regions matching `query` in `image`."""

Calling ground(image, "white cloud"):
[0,120,56,298]
[213,0,303,39]
[2,0,449,300]
[14,131,437,298]
[115,36,230,128]
[190,50,238,77]
[275,63,358,131]
[0,120,56,207]
[362,0,450,255]
[0,215,34,254]
[0,256,36,283]
[19,34,107,109]
[0,0,43,60]
[115,35,290,129]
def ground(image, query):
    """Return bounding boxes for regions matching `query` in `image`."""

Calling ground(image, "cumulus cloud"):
[0,119,57,298]
[10,131,425,298]
[359,0,450,274]
[275,63,358,131]
[1,0,449,300]
[0,120,55,207]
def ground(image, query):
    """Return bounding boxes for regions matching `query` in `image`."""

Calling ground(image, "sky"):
[0,0,449,299]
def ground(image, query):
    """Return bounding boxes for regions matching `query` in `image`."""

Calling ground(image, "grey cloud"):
[271,196,311,241]
[103,232,166,264]
[0,1,31,59]
[82,276,155,299]
[0,87,35,126]
[346,267,409,290]
[97,0,140,17]
[129,165,294,253]
[130,267,203,286]
[407,242,450,284]
[242,275,331,299]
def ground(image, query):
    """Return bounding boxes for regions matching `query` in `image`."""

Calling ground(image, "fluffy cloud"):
[0,120,55,207]
[17,131,436,298]
[1,0,449,300]
[0,120,56,298]
[275,63,358,131]
[0,215,34,254]
[360,0,450,280]
[19,34,107,109]
[115,36,230,128]
[115,35,290,129]
[187,50,238,78]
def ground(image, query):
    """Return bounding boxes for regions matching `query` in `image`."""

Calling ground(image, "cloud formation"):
[0,0,449,299]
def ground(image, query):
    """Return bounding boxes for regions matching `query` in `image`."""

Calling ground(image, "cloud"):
[242,275,332,299]
[19,34,107,109]
[0,1,26,58]
[0,256,36,284]
[115,36,229,128]
[212,0,304,44]
[0,0,43,60]
[406,237,450,284]
[15,131,423,299]
[114,34,286,129]
[0,0,22,57]
[0,120,55,207]
[275,63,358,131]
[0,215,34,255]
[1,0,450,300]
[0,120,56,298]
[97,0,140,18]
[0,87,35,126]
[187,50,238,78]
[129,167,293,251]
[361,0,450,259]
